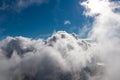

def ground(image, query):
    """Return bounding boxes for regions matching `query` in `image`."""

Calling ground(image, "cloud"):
[64,20,71,25]
[78,24,91,38]
[0,31,103,80]
[81,0,120,80]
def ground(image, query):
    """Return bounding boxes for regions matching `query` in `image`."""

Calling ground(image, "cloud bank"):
[0,31,104,80]
[0,0,120,80]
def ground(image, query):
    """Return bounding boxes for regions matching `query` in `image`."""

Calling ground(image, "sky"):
[0,0,93,39]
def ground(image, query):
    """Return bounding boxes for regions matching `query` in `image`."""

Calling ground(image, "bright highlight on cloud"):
[0,0,120,80]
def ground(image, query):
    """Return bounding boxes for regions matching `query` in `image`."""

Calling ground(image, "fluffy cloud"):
[81,0,120,80]
[0,31,103,80]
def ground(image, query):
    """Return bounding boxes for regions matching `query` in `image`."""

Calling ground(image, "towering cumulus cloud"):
[0,0,120,80]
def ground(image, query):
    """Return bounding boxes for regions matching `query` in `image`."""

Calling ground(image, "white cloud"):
[81,0,120,80]
[81,0,111,17]
[0,31,102,80]
[64,20,71,25]
[78,24,91,38]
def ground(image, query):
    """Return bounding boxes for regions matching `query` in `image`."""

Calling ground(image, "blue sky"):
[0,0,93,39]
